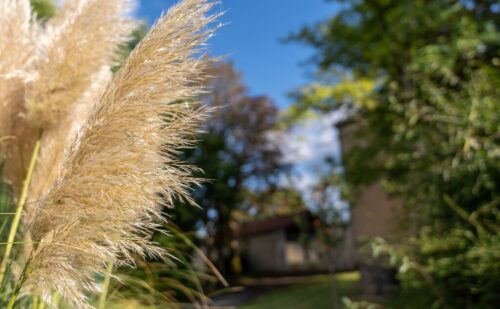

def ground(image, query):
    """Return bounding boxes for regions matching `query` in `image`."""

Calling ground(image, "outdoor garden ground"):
[108,271,428,308]
[210,271,428,309]
[236,272,360,309]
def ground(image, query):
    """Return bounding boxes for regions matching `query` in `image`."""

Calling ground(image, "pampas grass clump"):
[0,0,35,148]
[0,0,219,307]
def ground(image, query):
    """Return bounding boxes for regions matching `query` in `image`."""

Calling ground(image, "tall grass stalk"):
[0,136,40,282]
[6,249,31,309]
[31,296,38,309]
[98,262,114,309]
[51,290,59,308]
[169,223,229,288]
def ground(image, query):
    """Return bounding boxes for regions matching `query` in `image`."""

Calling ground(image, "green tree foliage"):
[291,0,499,307]
[173,63,285,276]
[31,0,56,19]
[113,24,148,72]
[242,187,307,219]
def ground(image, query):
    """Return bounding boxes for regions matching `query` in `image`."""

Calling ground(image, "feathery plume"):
[24,66,112,231]
[19,67,112,275]
[0,0,35,150]
[25,0,136,128]
[28,67,112,205]
[24,0,219,306]
[5,0,134,198]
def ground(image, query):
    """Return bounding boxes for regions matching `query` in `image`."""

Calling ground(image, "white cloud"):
[273,111,349,219]
[279,111,343,194]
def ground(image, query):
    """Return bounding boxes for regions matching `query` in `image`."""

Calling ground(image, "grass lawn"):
[107,271,430,308]
[239,272,360,309]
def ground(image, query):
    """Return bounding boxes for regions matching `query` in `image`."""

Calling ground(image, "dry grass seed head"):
[25,0,220,307]
[5,0,134,199]
[25,0,136,129]
[0,0,35,150]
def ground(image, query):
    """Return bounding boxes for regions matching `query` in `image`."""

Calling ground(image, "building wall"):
[241,230,286,273]
[330,224,358,270]
[351,183,403,242]
[338,120,404,296]
[338,120,404,243]
[239,227,357,274]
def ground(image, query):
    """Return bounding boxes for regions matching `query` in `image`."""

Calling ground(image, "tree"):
[31,0,56,19]
[241,187,307,219]
[291,1,499,307]
[172,62,285,277]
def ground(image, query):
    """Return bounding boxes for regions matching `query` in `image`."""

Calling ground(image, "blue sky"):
[136,0,345,206]
[136,0,339,108]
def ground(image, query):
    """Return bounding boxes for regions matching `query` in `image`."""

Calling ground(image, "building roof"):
[234,211,315,238]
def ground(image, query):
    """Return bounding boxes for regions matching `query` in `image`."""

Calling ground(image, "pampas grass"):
[0,0,219,307]
[25,0,135,128]
[0,0,35,152]
[0,0,38,289]
[6,0,134,199]
[26,66,113,222]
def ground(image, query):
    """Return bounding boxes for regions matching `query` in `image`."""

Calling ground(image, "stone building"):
[231,119,405,292]
[337,119,404,295]
[234,211,357,275]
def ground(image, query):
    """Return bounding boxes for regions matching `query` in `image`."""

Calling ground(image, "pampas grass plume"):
[23,0,219,307]
[0,0,35,150]
[5,0,134,198]
[25,0,136,128]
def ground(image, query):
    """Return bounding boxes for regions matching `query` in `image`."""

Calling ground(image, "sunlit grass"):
[106,300,155,309]
[238,270,433,309]
[239,272,360,309]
